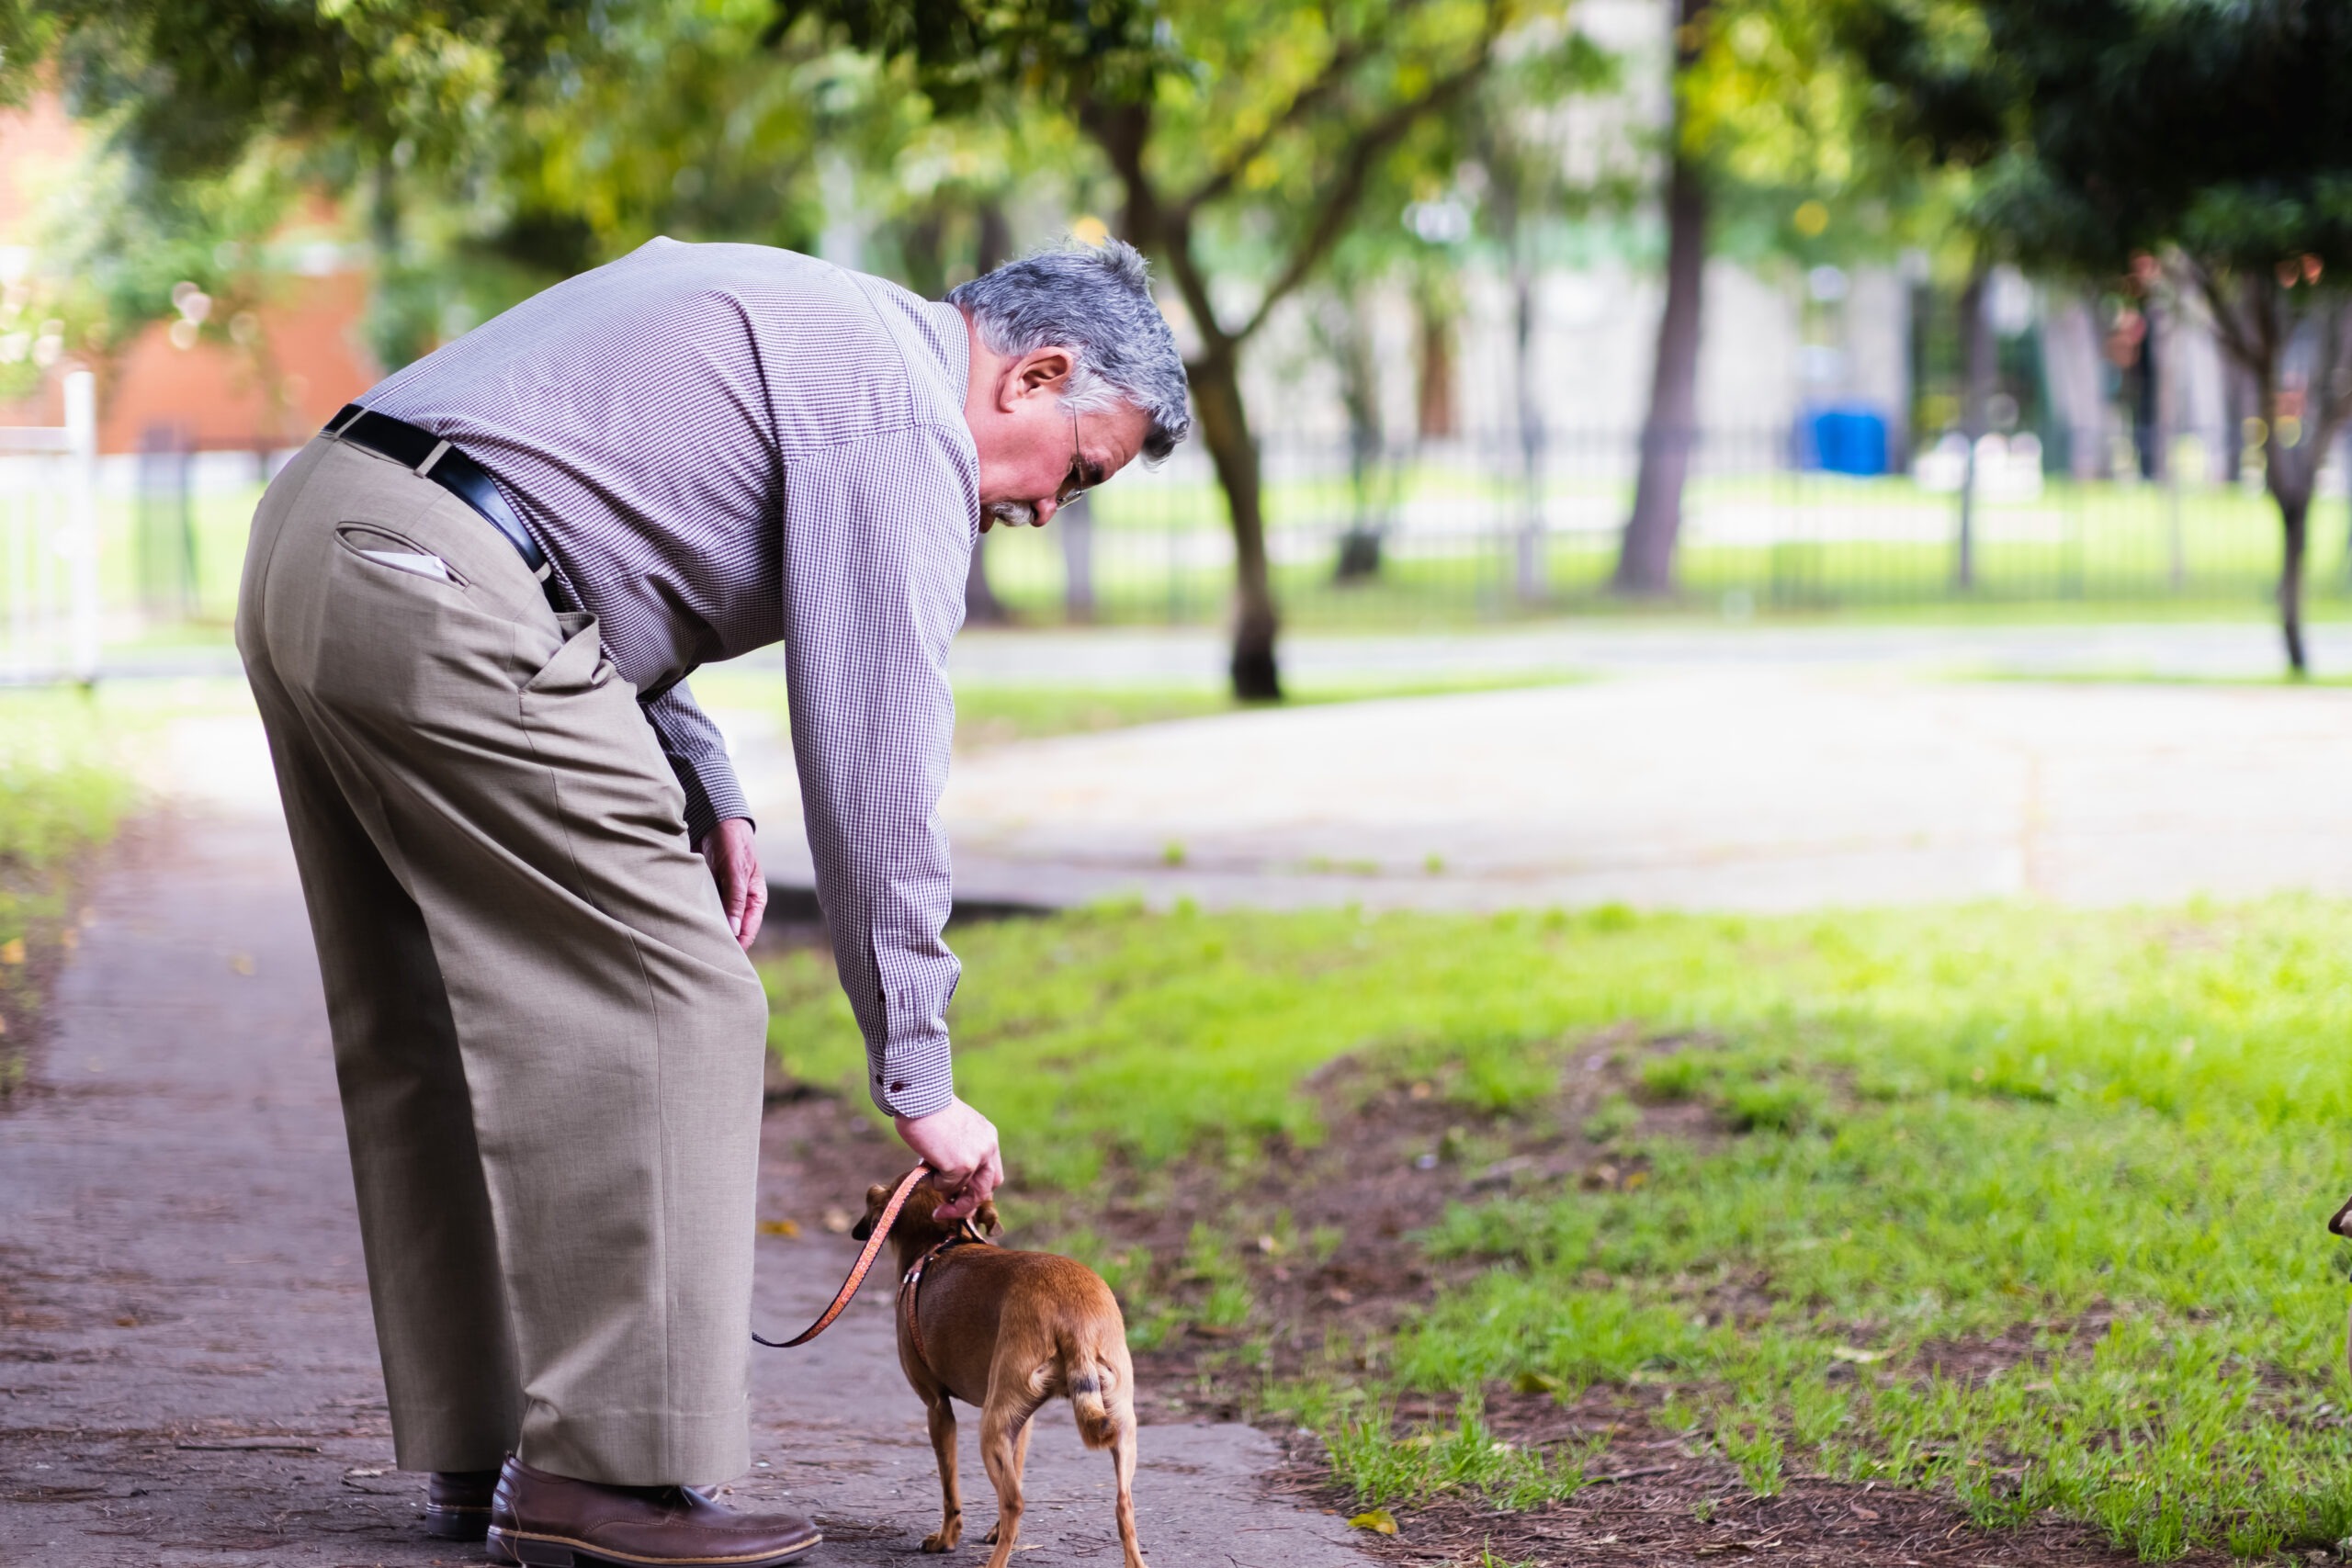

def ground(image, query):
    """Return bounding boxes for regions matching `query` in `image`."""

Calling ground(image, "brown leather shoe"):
[486,1456,821,1567]
[424,1469,501,1540]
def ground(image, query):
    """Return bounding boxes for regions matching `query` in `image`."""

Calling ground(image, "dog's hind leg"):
[978,1421,1035,1548]
[1108,1402,1147,1568]
[976,1395,1042,1568]
[921,1393,963,1553]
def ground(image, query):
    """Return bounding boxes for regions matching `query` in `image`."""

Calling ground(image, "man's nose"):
[1032,496,1060,526]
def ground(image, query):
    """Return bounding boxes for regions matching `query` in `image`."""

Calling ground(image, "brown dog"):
[851,1181,1147,1568]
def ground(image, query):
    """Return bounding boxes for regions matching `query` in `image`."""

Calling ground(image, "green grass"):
[763,897,2352,1559]
[945,671,1587,747]
[0,691,133,1089]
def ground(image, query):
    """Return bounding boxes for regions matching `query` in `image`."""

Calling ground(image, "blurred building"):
[0,92,377,453]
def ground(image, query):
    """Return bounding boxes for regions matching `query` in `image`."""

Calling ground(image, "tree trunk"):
[965,532,1011,624]
[1060,493,1096,622]
[977,201,1012,274]
[1614,0,1712,595]
[1954,264,1992,591]
[1416,292,1457,440]
[1190,346,1281,699]
[2278,488,2310,675]
[1613,144,1707,595]
[1513,254,1545,604]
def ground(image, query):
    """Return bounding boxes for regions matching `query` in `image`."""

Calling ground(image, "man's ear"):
[1003,346,1076,407]
[975,1199,1001,1237]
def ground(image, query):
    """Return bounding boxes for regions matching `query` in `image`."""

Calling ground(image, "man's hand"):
[892,1096,1004,1223]
[699,818,766,951]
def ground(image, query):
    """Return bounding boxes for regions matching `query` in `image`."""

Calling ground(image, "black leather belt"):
[325,404,550,581]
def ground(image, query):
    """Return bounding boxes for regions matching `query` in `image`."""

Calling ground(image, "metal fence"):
[24,419,2340,676]
[0,371,101,683]
[975,426,2344,625]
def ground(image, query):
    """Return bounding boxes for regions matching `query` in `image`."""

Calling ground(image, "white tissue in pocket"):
[360,548,453,581]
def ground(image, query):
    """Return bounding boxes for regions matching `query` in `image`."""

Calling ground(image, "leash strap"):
[899,1233,976,1372]
[752,1164,929,1348]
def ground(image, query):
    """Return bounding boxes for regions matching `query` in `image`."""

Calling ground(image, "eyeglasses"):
[1056,409,1104,510]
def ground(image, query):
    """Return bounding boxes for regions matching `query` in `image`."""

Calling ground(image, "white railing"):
[0,369,100,683]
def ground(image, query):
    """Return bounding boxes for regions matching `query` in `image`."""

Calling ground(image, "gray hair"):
[947,238,1192,462]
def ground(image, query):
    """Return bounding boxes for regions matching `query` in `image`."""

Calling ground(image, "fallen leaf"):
[0,939,22,965]
[758,1219,801,1237]
[1829,1346,1888,1364]
[821,1208,853,1235]
[229,953,254,976]
[1512,1370,1565,1396]
[1849,1504,1880,1520]
[1348,1509,1398,1536]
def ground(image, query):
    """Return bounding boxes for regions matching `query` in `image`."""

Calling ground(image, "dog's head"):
[850,1177,1001,1245]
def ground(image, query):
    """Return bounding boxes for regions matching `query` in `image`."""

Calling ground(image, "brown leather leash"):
[752,1164,930,1348]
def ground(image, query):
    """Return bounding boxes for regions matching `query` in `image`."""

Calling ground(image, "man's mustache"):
[979,500,1040,533]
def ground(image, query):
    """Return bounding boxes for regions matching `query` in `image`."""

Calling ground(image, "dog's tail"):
[1062,1332,1125,1450]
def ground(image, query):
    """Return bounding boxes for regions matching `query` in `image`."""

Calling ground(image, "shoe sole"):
[424,1503,492,1540]
[487,1525,822,1567]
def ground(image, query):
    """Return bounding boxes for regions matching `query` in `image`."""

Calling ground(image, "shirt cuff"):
[869,1032,955,1119]
[675,756,752,849]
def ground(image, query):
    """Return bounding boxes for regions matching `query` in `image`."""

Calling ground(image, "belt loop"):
[415,438,452,478]
[328,406,367,440]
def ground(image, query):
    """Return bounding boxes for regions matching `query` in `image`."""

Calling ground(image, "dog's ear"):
[850,1182,889,1241]
[975,1199,1001,1237]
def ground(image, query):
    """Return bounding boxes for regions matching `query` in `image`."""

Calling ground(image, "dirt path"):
[0,813,1366,1568]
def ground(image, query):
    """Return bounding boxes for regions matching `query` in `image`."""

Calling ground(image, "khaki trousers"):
[235,436,770,1485]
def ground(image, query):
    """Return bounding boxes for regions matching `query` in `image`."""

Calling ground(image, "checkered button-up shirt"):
[364,238,974,1118]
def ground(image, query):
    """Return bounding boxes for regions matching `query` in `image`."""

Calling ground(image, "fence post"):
[62,369,100,683]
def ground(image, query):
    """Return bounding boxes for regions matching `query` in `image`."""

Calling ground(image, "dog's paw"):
[978,1525,1000,1547]
[922,1529,962,1553]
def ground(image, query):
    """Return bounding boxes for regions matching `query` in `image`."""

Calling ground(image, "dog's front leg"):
[922,1395,964,1552]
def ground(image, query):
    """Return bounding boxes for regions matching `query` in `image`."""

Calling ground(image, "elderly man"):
[234,238,1189,1566]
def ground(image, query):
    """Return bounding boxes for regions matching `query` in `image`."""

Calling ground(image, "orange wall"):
[98,271,379,453]
[0,91,379,451]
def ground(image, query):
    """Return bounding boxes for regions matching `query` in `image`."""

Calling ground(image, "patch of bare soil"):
[1269,1442,2203,1567]
[758,1031,2189,1566]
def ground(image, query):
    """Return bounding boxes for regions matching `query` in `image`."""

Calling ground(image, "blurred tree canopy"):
[779,0,1584,698]
[1841,0,2352,672]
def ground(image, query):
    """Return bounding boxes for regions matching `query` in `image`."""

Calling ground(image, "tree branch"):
[1081,92,1235,359]
[1170,0,1436,222]
[1233,11,1505,344]
[2179,255,2263,378]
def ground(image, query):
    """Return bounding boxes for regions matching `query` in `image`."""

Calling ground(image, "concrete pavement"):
[718,623,2352,913]
[131,619,2352,915]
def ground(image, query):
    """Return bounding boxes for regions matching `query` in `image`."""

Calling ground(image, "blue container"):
[1801,405,1890,476]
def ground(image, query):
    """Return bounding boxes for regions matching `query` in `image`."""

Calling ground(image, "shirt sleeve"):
[780,424,973,1120]
[640,680,750,849]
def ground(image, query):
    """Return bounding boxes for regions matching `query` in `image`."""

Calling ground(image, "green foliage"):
[696,671,1589,750]
[1324,1398,1598,1510]
[0,697,131,872]
[770,893,2352,1554]
[0,693,131,1091]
